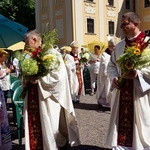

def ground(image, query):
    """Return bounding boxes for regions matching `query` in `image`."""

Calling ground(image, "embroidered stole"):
[70,52,82,95]
[28,83,43,150]
[117,31,146,147]
[117,79,134,147]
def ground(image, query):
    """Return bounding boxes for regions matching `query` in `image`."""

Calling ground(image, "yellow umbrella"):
[60,46,71,52]
[81,44,88,48]
[7,41,25,51]
[87,40,107,53]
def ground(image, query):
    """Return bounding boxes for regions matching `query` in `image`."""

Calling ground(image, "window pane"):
[108,0,114,6]
[125,0,130,9]
[87,18,94,33]
[145,0,150,7]
[109,21,114,35]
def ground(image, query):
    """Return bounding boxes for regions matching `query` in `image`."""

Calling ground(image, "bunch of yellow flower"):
[117,43,150,74]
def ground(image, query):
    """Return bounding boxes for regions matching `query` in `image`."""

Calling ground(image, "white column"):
[74,0,84,47]
[98,0,105,42]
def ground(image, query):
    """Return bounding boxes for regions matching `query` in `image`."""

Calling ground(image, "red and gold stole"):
[70,51,83,95]
[28,83,43,150]
[117,32,146,147]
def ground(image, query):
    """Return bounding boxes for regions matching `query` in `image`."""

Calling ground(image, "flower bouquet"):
[21,29,59,76]
[21,47,60,79]
[16,25,60,98]
[79,50,91,65]
[117,37,150,88]
[76,50,90,73]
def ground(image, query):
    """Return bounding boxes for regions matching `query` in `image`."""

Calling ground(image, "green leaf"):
[41,23,58,52]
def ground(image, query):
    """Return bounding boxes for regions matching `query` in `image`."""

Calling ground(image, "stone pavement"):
[8,92,112,150]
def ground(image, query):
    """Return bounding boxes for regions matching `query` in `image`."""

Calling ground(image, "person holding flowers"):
[22,29,80,150]
[105,12,150,150]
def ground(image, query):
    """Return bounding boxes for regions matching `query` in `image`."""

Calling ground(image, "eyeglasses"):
[120,22,130,27]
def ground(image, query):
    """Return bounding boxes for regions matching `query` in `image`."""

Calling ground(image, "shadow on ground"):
[11,144,111,150]
[69,145,111,150]
[12,144,25,150]
[73,102,111,113]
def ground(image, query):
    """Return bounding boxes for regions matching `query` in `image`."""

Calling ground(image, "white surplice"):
[106,39,150,150]
[96,52,111,107]
[63,54,79,101]
[24,48,80,150]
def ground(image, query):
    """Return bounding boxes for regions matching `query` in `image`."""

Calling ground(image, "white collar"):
[127,31,141,41]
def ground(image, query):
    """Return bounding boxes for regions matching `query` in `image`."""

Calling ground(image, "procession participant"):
[96,39,115,109]
[70,41,85,103]
[60,47,79,103]
[23,30,80,150]
[106,12,150,150]
[105,39,115,55]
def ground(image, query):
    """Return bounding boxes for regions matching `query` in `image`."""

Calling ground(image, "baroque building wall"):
[35,0,150,47]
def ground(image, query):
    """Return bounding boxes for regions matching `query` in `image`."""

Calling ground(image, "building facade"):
[35,0,150,47]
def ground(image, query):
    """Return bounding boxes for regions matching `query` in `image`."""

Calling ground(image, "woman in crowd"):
[89,45,101,96]
[0,49,12,150]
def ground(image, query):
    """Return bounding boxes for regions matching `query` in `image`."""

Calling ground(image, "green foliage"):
[21,58,39,76]
[41,24,58,55]
[0,0,35,30]
[13,50,24,61]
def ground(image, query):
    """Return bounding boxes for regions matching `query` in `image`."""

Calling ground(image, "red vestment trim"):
[70,52,83,95]
[76,69,82,95]
[117,79,134,147]
[28,83,43,150]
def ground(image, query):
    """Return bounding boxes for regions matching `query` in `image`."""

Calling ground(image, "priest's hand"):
[112,77,120,89]
[28,77,38,84]
[123,70,137,79]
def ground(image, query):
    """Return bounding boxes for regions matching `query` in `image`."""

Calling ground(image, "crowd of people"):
[0,11,150,150]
